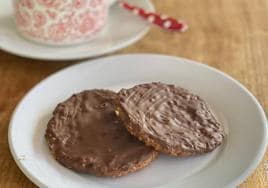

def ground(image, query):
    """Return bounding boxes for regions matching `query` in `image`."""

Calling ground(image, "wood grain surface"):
[0,0,267,187]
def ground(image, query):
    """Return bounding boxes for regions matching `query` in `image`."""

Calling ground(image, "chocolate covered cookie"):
[117,83,224,157]
[45,90,157,177]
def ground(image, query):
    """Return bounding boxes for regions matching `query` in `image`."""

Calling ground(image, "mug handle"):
[108,0,117,7]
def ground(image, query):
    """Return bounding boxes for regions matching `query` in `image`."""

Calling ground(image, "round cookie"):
[45,90,158,177]
[117,82,225,157]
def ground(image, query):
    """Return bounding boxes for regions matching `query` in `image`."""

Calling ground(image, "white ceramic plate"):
[9,54,267,188]
[0,1,154,61]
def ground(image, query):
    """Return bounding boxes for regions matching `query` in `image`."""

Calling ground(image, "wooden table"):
[0,0,267,187]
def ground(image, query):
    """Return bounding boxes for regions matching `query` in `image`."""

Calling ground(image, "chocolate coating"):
[118,83,225,156]
[45,90,157,177]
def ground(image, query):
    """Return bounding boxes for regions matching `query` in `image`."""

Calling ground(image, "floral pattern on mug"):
[48,22,69,41]
[37,0,62,8]
[21,0,34,9]
[15,7,31,27]
[46,10,57,19]
[72,0,86,9]
[33,11,47,28]
[89,0,103,8]
[78,12,95,34]
[15,0,107,44]
[26,27,45,38]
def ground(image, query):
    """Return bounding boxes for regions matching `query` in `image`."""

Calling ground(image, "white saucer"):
[0,1,154,61]
[9,54,268,187]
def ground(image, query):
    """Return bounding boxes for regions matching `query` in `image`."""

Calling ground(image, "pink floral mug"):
[13,0,116,45]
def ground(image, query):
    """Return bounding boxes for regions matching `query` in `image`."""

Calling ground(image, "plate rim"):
[8,54,268,187]
[0,0,154,61]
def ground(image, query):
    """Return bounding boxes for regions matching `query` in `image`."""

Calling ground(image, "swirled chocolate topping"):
[45,90,157,177]
[118,83,224,156]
